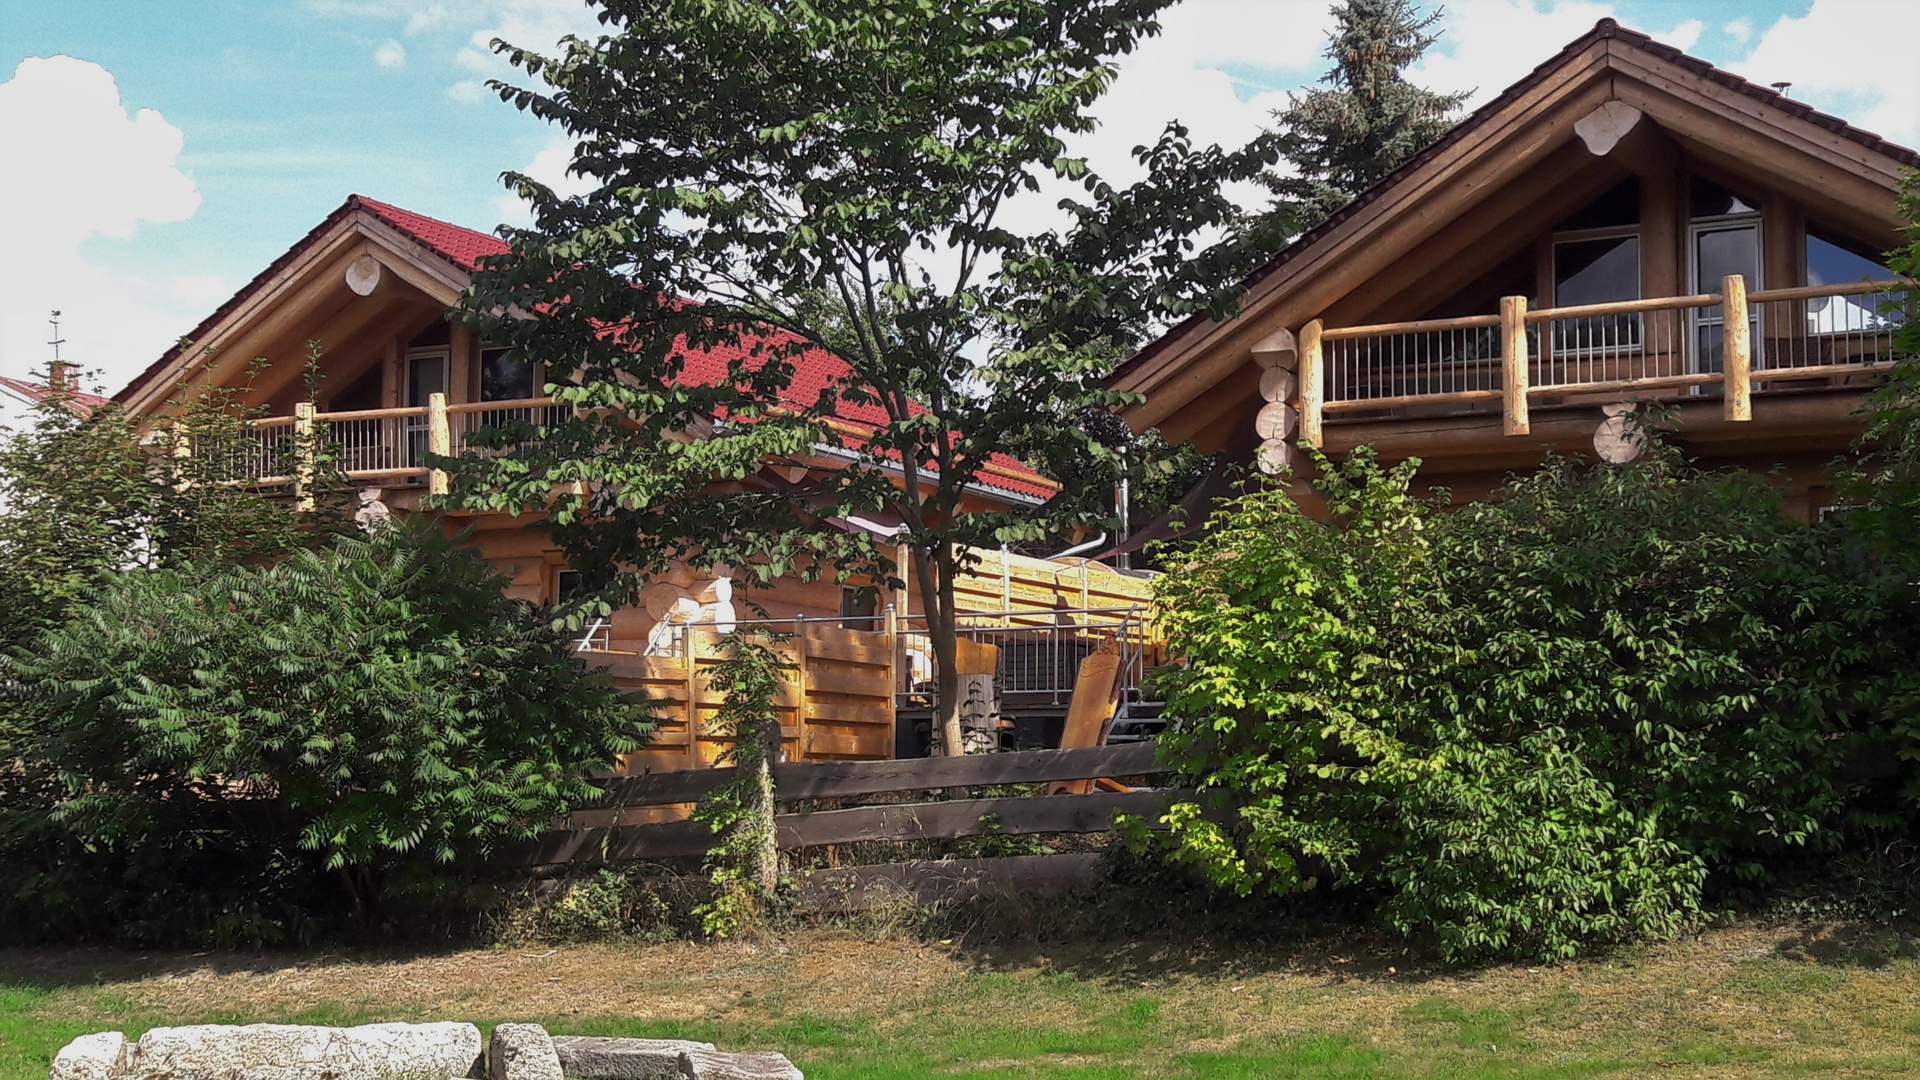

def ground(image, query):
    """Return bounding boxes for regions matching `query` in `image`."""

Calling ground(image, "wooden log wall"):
[588,622,897,780]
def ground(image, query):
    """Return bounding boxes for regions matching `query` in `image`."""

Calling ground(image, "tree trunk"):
[750,715,779,901]
[915,544,965,758]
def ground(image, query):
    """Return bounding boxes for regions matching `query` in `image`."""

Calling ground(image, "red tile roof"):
[0,376,109,414]
[354,196,511,270]
[114,194,1057,503]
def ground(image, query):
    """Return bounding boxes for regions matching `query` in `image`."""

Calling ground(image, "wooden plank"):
[592,652,689,681]
[583,741,1164,808]
[805,701,893,726]
[804,730,892,759]
[527,789,1187,866]
[776,790,1180,847]
[804,664,889,699]
[804,637,893,666]
[793,854,1102,913]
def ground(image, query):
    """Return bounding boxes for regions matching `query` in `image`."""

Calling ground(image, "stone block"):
[488,1025,562,1080]
[328,1023,484,1079]
[549,1037,715,1080]
[50,1031,126,1080]
[675,1050,802,1080]
[124,1022,482,1080]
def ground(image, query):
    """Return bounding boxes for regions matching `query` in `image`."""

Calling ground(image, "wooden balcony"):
[1261,278,1911,469]
[202,395,566,497]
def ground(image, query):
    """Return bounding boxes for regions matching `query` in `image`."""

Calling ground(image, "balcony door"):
[406,348,448,469]
[1690,221,1761,375]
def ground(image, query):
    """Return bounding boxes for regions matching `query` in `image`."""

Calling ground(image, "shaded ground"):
[3,921,1918,1079]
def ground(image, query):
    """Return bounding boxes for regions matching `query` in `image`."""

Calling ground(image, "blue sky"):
[1,0,1915,391]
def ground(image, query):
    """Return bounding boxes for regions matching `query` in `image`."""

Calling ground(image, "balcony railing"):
[190,394,562,499]
[1291,277,1911,450]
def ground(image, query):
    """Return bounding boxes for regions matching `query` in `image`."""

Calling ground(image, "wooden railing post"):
[1298,319,1324,450]
[427,391,451,495]
[293,402,316,512]
[1500,295,1530,437]
[1722,274,1752,422]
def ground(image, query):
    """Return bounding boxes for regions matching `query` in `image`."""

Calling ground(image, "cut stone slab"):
[489,1025,563,1080]
[125,1022,482,1080]
[675,1050,802,1080]
[326,1022,484,1079]
[549,1037,716,1080]
[51,1031,126,1080]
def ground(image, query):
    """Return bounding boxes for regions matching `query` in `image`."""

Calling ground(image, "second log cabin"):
[1110,18,1915,522]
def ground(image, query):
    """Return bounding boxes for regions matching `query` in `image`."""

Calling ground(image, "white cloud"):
[1729,0,1920,148]
[1724,17,1752,44]
[0,56,211,389]
[494,134,594,224]
[446,78,486,103]
[1409,1,1700,110]
[373,38,407,68]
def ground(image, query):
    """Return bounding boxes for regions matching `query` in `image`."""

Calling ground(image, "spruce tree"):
[1265,0,1467,229]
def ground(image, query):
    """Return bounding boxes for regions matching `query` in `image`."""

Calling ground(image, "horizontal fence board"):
[777,789,1177,848]
[793,853,1102,913]
[581,741,1165,808]
[805,702,893,726]
[803,731,892,758]
[523,788,1184,866]
[804,666,890,698]
[805,638,893,666]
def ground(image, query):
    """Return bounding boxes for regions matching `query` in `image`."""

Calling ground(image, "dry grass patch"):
[2,922,1918,1078]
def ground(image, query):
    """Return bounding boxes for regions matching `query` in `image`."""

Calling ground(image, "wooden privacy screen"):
[587,623,897,776]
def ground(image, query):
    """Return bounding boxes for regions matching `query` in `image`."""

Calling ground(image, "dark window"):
[1554,177,1640,231]
[1807,230,1893,286]
[840,587,878,631]
[1690,176,1759,218]
[326,363,383,412]
[556,569,585,603]
[480,346,536,402]
[408,320,451,348]
[1554,236,1640,306]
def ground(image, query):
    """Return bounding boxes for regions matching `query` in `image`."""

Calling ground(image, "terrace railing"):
[210,394,561,501]
[1292,277,1910,451]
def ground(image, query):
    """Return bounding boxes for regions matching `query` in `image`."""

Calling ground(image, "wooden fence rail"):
[523,741,1171,867]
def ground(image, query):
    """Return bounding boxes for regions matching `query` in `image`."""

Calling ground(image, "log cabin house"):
[112,196,1159,772]
[1109,19,1915,521]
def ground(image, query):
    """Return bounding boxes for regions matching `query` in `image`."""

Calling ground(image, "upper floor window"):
[1689,176,1759,220]
[1554,234,1641,307]
[480,346,536,402]
[1807,229,1893,286]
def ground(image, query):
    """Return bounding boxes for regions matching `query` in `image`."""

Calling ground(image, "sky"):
[1,0,1916,394]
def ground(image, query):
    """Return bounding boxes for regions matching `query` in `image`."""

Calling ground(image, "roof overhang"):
[115,201,473,416]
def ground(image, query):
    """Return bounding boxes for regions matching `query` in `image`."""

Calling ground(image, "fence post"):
[293,402,316,512]
[1298,319,1324,450]
[427,391,451,495]
[684,623,700,769]
[1722,274,1752,422]
[793,616,808,762]
[1501,295,1530,437]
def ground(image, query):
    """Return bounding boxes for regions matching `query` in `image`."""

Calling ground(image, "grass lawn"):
[3,922,1918,1079]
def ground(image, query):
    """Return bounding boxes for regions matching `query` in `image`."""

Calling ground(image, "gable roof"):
[112,195,1057,502]
[1109,17,1919,397]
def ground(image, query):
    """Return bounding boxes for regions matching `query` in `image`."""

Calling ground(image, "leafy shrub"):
[1148,445,1920,962]
[0,519,651,945]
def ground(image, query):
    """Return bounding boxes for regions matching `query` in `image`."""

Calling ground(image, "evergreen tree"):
[1264,0,1467,230]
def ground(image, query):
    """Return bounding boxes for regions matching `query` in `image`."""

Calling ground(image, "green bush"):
[0,519,652,945]
[1147,445,1920,962]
